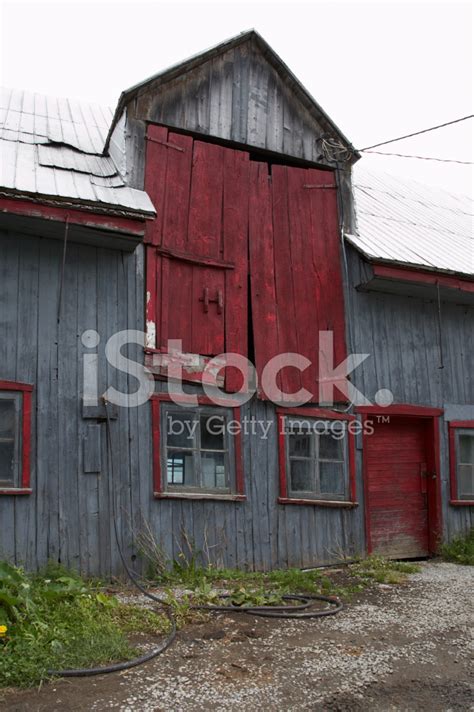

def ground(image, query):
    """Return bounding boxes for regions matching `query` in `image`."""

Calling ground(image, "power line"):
[359,114,474,151]
[362,150,474,165]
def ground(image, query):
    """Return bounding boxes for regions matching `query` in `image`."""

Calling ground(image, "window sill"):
[278,497,358,508]
[449,499,474,506]
[0,488,32,496]
[154,492,246,502]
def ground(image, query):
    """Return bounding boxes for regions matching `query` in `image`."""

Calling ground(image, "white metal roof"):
[348,165,474,277]
[0,87,155,218]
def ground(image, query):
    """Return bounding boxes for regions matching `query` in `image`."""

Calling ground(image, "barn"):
[0,30,472,576]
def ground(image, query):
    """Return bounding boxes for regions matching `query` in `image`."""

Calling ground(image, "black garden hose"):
[48,400,342,678]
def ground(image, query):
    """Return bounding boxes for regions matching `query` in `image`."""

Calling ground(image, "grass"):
[350,556,421,584]
[440,529,474,566]
[148,551,421,605]
[0,561,169,689]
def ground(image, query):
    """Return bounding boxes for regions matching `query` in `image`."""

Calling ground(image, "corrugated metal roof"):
[348,165,474,277]
[0,87,155,218]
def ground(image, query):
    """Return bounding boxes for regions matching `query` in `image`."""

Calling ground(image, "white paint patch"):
[146,320,156,348]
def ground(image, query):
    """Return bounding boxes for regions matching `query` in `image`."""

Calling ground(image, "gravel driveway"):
[3,561,473,711]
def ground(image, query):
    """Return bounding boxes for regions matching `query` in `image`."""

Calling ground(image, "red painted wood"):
[0,381,33,494]
[233,406,245,496]
[272,166,302,397]
[364,416,432,557]
[187,141,225,259]
[159,132,194,350]
[21,390,32,489]
[249,164,346,402]
[0,197,147,236]
[372,264,474,294]
[151,397,162,494]
[145,245,157,348]
[249,161,279,399]
[0,380,33,391]
[145,132,249,372]
[223,149,250,392]
[144,125,169,245]
[277,413,288,499]
[356,404,444,417]
[448,420,474,505]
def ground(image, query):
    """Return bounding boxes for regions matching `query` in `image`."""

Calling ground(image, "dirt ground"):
[1,561,473,711]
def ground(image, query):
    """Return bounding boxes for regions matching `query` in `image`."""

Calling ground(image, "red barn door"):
[145,126,249,388]
[364,416,433,558]
[249,162,346,403]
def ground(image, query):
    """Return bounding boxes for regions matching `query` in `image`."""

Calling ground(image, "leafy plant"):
[440,529,474,565]
[0,562,169,688]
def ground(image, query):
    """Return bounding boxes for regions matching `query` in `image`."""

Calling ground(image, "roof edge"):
[345,233,474,281]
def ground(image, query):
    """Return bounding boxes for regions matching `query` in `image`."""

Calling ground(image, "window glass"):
[202,452,226,489]
[290,459,313,492]
[289,432,311,457]
[286,417,348,500]
[166,412,196,448]
[162,405,233,494]
[319,432,343,460]
[200,415,225,451]
[458,464,474,498]
[320,461,345,495]
[167,451,194,486]
[459,434,474,464]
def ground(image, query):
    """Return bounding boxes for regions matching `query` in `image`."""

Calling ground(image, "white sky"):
[1,0,473,195]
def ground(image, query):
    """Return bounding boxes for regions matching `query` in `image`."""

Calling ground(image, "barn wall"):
[0,229,365,576]
[0,229,150,576]
[345,246,474,540]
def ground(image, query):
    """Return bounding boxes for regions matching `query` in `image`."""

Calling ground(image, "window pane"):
[0,400,15,438]
[290,459,313,492]
[201,452,227,489]
[0,441,15,485]
[320,461,345,496]
[459,434,474,464]
[200,415,225,450]
[289,433,311,457]
[166,412,197,448]
[458,464,474,499]
[167,451,194,486]
[319,432,343,460]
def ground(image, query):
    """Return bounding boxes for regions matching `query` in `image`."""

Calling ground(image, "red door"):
[144,126,250,389]
[365,417,432,558]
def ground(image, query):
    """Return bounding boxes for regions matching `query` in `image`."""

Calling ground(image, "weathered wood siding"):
[345,246,474,540]
[1,231,471,576]
[0,229,365,575]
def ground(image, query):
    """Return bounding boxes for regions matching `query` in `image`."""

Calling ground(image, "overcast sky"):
[1,0,472,195]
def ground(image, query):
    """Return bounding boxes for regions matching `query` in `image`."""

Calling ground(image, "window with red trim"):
[277,408,357,506]
[0,381,33,495]
[151,395,244,500]
[449,421,474,504]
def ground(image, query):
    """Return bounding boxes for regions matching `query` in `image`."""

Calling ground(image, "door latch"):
[199,288,224,314]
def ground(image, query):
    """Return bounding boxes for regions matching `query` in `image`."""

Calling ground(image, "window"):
[151,395,244,500]
[277,408,357,506]
[0,381,33,494]
[449,421,474,504]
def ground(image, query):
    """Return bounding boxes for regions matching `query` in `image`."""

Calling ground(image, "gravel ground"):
[2,561,473,711]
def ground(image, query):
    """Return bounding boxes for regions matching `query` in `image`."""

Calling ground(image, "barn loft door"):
[249,162,347,402]
[145,126,249,389]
